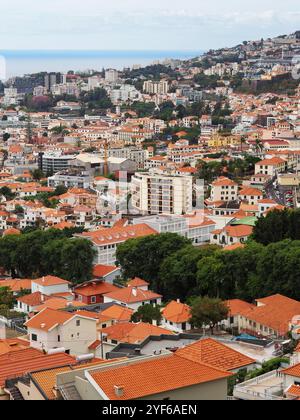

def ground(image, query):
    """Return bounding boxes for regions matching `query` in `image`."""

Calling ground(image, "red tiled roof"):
[282,362,300,378]
[89,354,231,400]
[162,301,191,323]
[176,338,255,371]
[100,322,173,344]
[93,265,119,278]
[104,286,161,304]
[0,350,76,386]
[75,281,119,297]
[32,276,70,287]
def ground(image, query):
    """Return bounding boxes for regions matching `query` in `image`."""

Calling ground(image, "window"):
[31,334,37,342]
[76,320,80,327]
[91,296,96,304]
[58,335,60,342]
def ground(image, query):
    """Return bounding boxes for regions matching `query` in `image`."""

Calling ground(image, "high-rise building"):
[131,171,193,215]
[143,80,169,95]
[44,72,62,91]
[105,69,119,83]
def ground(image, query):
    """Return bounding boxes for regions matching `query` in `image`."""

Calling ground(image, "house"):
[93,265,121,283]
[255,157,286,176]
[232,294,300,338]
[74,281,120,305]
[258,199,278,216]
[238,187,264,205]
[103,286,162,311]
[223,299,256,330]
[210,177,239,202]
[97,304,134,328]
[175,338,256,373]
[15,292,52,314]
[0,279,32,296]
[210,224,253,247]
[25,308,98,356]
[72,352,232,400]
[78,224,157,265]
[0,348,76,399]
[161,300,192,333]
[97,322,173,358]
[127,277,149,291]
[31,276,71,296]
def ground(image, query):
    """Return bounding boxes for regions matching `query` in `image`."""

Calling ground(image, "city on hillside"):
[1,19,300,402]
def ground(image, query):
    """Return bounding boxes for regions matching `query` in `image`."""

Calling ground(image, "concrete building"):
[131,171,193,215]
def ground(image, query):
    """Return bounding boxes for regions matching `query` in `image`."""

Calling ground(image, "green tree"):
[131,304,162,324]
[190,296,229,334]
[116,233,191,293]
[0,286,14,308]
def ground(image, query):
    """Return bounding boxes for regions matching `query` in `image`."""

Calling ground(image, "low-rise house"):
[65,352,232,400]
[210,224,253,247]
[74,281,120,305]
[231,294,300,339]
[238,187,264,205]
[25,308,98,356]
[92,265,121,283]
[255,157,286,176]
[103,286,162,311]
[161,300,192,333]
[31,276,71,296]
[97,322,174,358]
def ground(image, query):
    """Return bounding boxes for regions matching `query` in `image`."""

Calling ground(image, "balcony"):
[233,370,287,400]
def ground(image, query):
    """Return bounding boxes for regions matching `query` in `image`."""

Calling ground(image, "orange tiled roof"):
[127,277,149,288]
[0,278,32,292]
[176,338,255,371]
[104,286,161,304]
[75,281,119,297]
[25,308,74,331]
[224,225,253,238]
[100,322,173,344]
[0,350,76,387]
[89,353,232,400]
[32,275,70,287]
[34,297,85,312]
[17,291,51,307]
[286,384,300,397]
[99,305,134,323]
[162,300,191,323]
[282,362,300,378]
[3,228,21,236]
[0,338,30,356]
[243,294,300,336]
[257,157,285,166]
[239,187,263,197]
[212,177,238,187]
[224,299,255,317]
[93,265,119,278]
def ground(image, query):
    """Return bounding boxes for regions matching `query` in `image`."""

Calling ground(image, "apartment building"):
[210,177,239,202]
[131,171,193,215]
[143,80,169,95]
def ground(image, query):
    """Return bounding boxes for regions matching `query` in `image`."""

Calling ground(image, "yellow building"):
[207,135,241,148]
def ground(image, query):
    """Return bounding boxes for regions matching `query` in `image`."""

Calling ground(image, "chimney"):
[0,321,6,339]
[41,295,45,302]
[177,299,180,304]
[42,276,45,283]
[114,385,124,398]
[132,288,137,297]
[152,320,157,327]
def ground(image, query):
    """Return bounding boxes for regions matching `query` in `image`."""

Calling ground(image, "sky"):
[1,0,300,51]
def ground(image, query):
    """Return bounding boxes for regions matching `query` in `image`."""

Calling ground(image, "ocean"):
[0,50,203,79]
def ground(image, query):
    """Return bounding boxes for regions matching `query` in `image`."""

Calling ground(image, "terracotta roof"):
[282,362,300,378]
[127,277,149,288]
[239,188,263,197]
[295,342,300,353]
[25,308,74,331]
[243,294,300,336]
[75,281,119,297]
[0,338,30,356]
[224,299,255,317]
[0,278,32,292]
[99,305,134,323]
[3,228,21,236]
[34,297,85,312]
[212,177,238,187]
[224,225,253,238]
[257,157,285,166]
[17,292,51,307]
[32,276,70,287]
[81,224,157,246]
[162,301,191,323]
[93,265,119,278]
[286,384,300,398]
[100,322,173,344]
[0,350,75,387]
[30,359,109,400]
[104,286,161,304]
[89,354,231,400]
[176,338,255,371]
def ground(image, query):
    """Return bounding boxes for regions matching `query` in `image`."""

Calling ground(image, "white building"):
[131,171,193,215]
